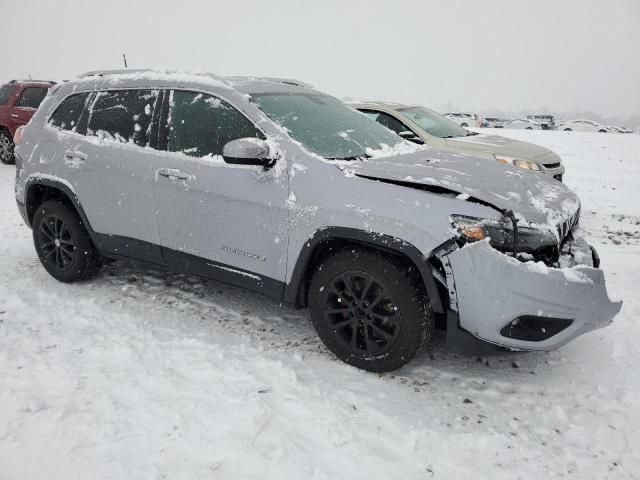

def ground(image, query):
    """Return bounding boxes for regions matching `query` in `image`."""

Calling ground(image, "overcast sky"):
[2,0,638,119]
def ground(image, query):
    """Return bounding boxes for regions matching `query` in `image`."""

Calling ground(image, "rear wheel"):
[526,127,533,130]
[308,248,433,372]
[564,128,572,132]
[32,200,102,282]
[0,130,14,165]
[461,122,468,127]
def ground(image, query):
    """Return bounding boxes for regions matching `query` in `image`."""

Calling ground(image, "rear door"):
[53,88,163,256]
[152,89,290,290]
[14,86,49,129]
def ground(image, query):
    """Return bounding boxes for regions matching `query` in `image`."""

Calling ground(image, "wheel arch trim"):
[284,227,444,313]
[23,176,95,236]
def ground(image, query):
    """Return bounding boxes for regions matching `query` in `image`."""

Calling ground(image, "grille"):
[557,207,580,242]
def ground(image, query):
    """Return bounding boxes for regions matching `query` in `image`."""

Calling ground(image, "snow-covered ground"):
[1,130,639,479]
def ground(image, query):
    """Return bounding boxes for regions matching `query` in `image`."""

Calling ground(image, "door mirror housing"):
[398,131,424,145]
[222,138,275,167]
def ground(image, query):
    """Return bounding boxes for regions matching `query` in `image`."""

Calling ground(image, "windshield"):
[252,92,406,159]
[399,106,468,138]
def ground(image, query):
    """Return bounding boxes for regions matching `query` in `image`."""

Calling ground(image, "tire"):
[461,123,468,128]
[526,127,533,130]
[308,248,433,372]
[32,200,102,282]
[598,129,607,133]
[564,128,572,132]
[0,130,15,165]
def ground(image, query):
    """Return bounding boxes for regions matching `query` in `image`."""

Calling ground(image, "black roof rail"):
[8,79,56,84]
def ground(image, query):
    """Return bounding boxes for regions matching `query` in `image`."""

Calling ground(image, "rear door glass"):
[17,87,48,109]
[87,89,159,147]
[49,92,91,132]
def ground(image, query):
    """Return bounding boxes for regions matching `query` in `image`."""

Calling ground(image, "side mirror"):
[222,138,275,167]
[398,130,424,145]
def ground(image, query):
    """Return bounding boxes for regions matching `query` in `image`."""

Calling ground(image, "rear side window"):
[17,87,48,109]
[167,90,263,158]
[49,92,90,132]
[88,89,159,147]
[0,85,15,105]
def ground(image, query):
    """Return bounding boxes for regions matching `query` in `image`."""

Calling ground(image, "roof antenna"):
[28,74,32,79]
[122,53,128,69]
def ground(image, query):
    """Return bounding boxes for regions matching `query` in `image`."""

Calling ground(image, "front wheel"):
[461,122,468,128]
[0,130,15,165]
[308,248,433,372]
[32,200,102,282]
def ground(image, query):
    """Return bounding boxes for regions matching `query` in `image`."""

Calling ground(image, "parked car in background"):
[504,118,544,130]
[444,112,481,128]
[483,117,506,128]
[352,101,565,180]
[526,114,555,130]
[606,125,633,134]
[556,119,611,133]
[0,79,55,164]
[15,69,618,371]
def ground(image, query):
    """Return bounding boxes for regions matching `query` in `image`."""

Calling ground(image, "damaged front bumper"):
[440,237,622,351]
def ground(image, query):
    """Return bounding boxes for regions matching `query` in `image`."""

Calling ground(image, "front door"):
[152,90,290,292]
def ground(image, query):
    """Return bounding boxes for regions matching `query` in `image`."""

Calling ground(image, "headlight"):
[450,214,556,254]
[494,155,541,171]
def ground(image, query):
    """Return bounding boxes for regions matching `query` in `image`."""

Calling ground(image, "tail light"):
[14,126,25,145]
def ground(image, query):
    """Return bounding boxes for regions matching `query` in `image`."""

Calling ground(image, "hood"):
[444,133,552,161]
[340,148,580,229]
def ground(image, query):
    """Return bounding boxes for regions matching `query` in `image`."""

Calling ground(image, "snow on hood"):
[447,133,552,160]
[338,149,580,230]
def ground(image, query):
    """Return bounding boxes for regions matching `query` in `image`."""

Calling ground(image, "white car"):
[483,117,506,128]
[444,112,481,128]
[503,118,544,130]
[557,119,611,133]
[605,125,633,134]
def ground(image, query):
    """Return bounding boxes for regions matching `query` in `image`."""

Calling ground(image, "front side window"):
[49,92,91,132]
[399,106,469,139]
[88,89,159,147]
[0,85,15,105]
[167,90,263,157]
[361,110,408,135]
[253,92,406,159]
[17,87,48,109]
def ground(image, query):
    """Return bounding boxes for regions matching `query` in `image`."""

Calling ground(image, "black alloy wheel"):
[309,248,433,372]
[0,131,15,164]
[32,200,102,282]
[38,213,77,271]
[324,271,401,357]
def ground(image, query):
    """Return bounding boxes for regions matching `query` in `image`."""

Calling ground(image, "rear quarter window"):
[0,85,15,105]
[49,92,91,132]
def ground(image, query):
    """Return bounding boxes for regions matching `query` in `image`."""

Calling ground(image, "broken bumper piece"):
[444,238,622,351]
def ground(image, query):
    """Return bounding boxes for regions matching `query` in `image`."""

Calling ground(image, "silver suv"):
[14,70,621,371]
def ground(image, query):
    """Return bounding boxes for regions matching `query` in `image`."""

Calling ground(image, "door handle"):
[157,168,190,180]
[64,150,88,165]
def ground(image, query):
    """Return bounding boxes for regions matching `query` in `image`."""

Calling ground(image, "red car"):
[0,79,55,164]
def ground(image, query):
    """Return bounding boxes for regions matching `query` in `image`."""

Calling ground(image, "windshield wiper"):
[326,154,371,161]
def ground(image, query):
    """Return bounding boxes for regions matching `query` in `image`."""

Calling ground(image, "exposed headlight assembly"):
[494,155,541,171]
[450,214,557,256]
